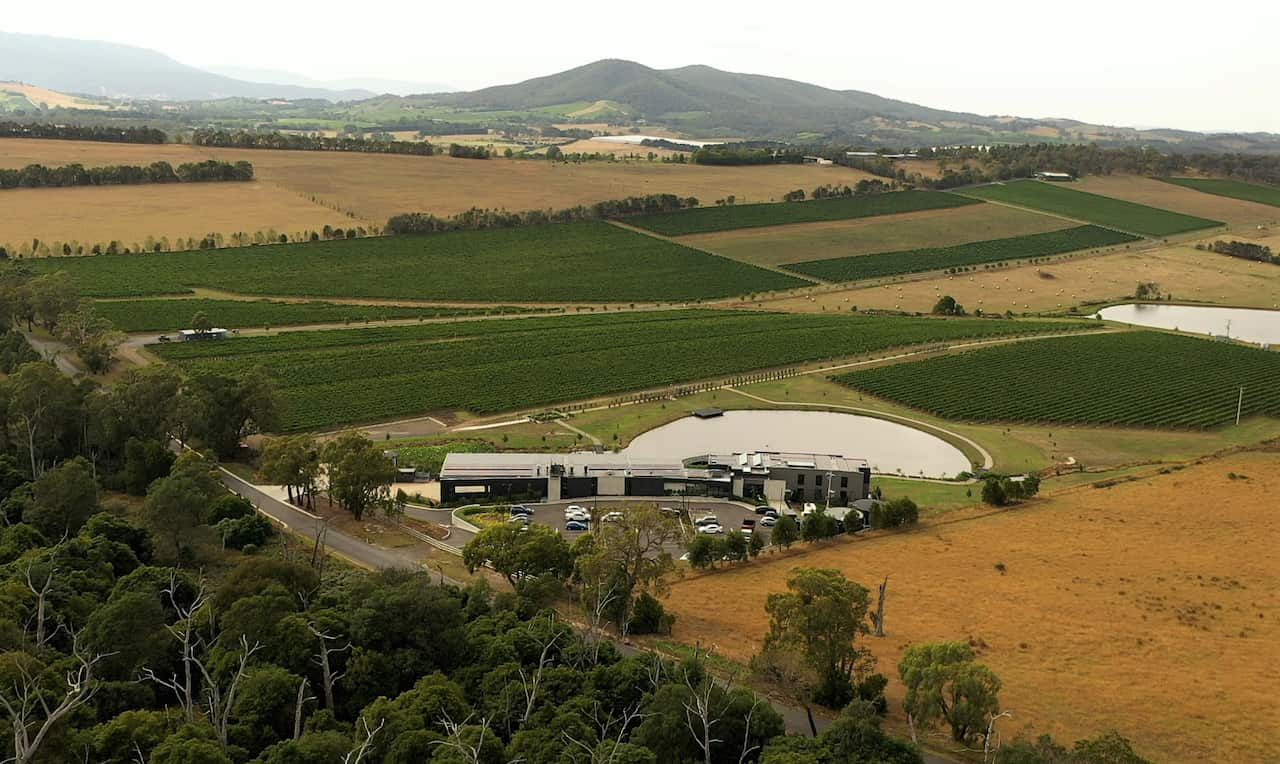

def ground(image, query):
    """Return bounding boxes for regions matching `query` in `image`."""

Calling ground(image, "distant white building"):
[179,328,229,341]
[1034,171,1074,181]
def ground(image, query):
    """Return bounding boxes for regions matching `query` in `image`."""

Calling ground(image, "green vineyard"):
[95,298,537,332]
[959,180,1222,237]
[835,332,1280,429]
[1158,177,1280,208]
[29,221,807,302]
[783,225,1139,282]
[154,310,1094,431]
[626,191,981,236]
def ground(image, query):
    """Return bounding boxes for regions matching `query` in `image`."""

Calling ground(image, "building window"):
[815,474,823,488]
[796,474,805,486]
[841,476,848,488]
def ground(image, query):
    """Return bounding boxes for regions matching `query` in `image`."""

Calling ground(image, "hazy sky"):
[6,0,1277,132]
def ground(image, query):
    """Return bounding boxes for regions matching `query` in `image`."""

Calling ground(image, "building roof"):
[439,452,729,482]
[699,451,870,474]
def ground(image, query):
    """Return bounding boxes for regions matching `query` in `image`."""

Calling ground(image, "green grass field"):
[836,331,1280,429]
[153,309,1093,431]
[1158,177,1280,208]
[959,180,1222,237]
[30,221,807,302]
[95,298,536,332]
[626,191,981,236]
[783,225,1139,282]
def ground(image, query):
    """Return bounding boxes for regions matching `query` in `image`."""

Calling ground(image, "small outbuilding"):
[1034,171,1074,182]
[178,328,229,341]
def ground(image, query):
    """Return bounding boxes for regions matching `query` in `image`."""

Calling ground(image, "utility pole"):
[1236,386,1244,426]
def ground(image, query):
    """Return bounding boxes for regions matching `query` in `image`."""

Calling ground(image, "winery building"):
[439,450,871,506]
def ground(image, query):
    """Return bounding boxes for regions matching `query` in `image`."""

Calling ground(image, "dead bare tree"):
[141,574,211,722]
[311,518,330,576]
[432,711,507,764]
[681,647,731,764]
[983,710,1013,763]
[561,700,646,763]
[307,621,350,710]
[870,576,888,637]
[23,564,57,647]
[293,677,314,740]
[202,636,262,750]
[0,632,107,764]
[342,716,384,764]
[579,575,621,665]
[736,696,766,764]
[518,615,563,724]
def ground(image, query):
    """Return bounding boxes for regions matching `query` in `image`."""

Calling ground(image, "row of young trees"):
[0,160,253,190]
[385,193,699,235]
[3,224,372,260]
[0,121,167,144]
[191,129,436,156]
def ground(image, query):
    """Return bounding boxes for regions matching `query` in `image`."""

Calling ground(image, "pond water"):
[623,409,972,479]
[1095,304,1280,345]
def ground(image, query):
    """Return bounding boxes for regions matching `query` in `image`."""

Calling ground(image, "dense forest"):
[1205,239,1277,264]
[385,193,699,235]
[0,160,253,189]
[191,130,436,156]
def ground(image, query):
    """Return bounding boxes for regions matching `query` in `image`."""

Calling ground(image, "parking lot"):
[512,498,775,549]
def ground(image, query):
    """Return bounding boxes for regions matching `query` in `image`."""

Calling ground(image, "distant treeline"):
[0,159,253,189]
[1205,239,1277,264]
[691,144,808,165]
[191,129,436,155]
[386,193,699,234]
[868,144,1280,188]
[0,120,167,144]
[447,143,490,159]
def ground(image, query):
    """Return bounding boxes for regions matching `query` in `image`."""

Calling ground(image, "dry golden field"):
[663,450,1280,762]
[1072,175,1280,229]
[0,182,349,252]
[0,138,874,244]
[682,203,1070,266]
[551,138,688,159]
[0,81,111,110]
[755,239,1280,314]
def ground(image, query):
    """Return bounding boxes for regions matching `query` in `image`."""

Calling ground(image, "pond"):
[1096,304,1280,345]
[623,409,972,479]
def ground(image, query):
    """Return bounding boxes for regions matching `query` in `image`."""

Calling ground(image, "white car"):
[760,515,778,527]
[601,511,624,523]
[802,503,818,515]
[565,509,591,523]
[696,523,724,534]
[693,515,719,527]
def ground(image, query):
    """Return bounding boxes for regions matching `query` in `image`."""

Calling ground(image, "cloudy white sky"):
[6,0,1277,132]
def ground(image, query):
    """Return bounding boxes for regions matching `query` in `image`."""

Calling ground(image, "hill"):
[437,59,1280,152]
[0,30,370,101]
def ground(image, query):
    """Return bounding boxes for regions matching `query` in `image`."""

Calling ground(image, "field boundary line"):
[606,218,827,285]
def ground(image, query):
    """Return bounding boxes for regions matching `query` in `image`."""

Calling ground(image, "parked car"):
[696,523,723,534]
[564,520,589,532]
[157,334,171,343]
[760,515,778,527]
[694,515,719,527]
[761,508,779,518]
[601,511,624,523]
[510,505,533,516]
[741,519,756,535]
[566,505,586,513]
[802,503,818,515]
[753,505,773,515]
[660,507,680,517]
[508,515,530,525]
[565,509,591,523]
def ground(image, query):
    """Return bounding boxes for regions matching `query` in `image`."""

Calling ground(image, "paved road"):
[218,469,420,572]
[19,329,80,375]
